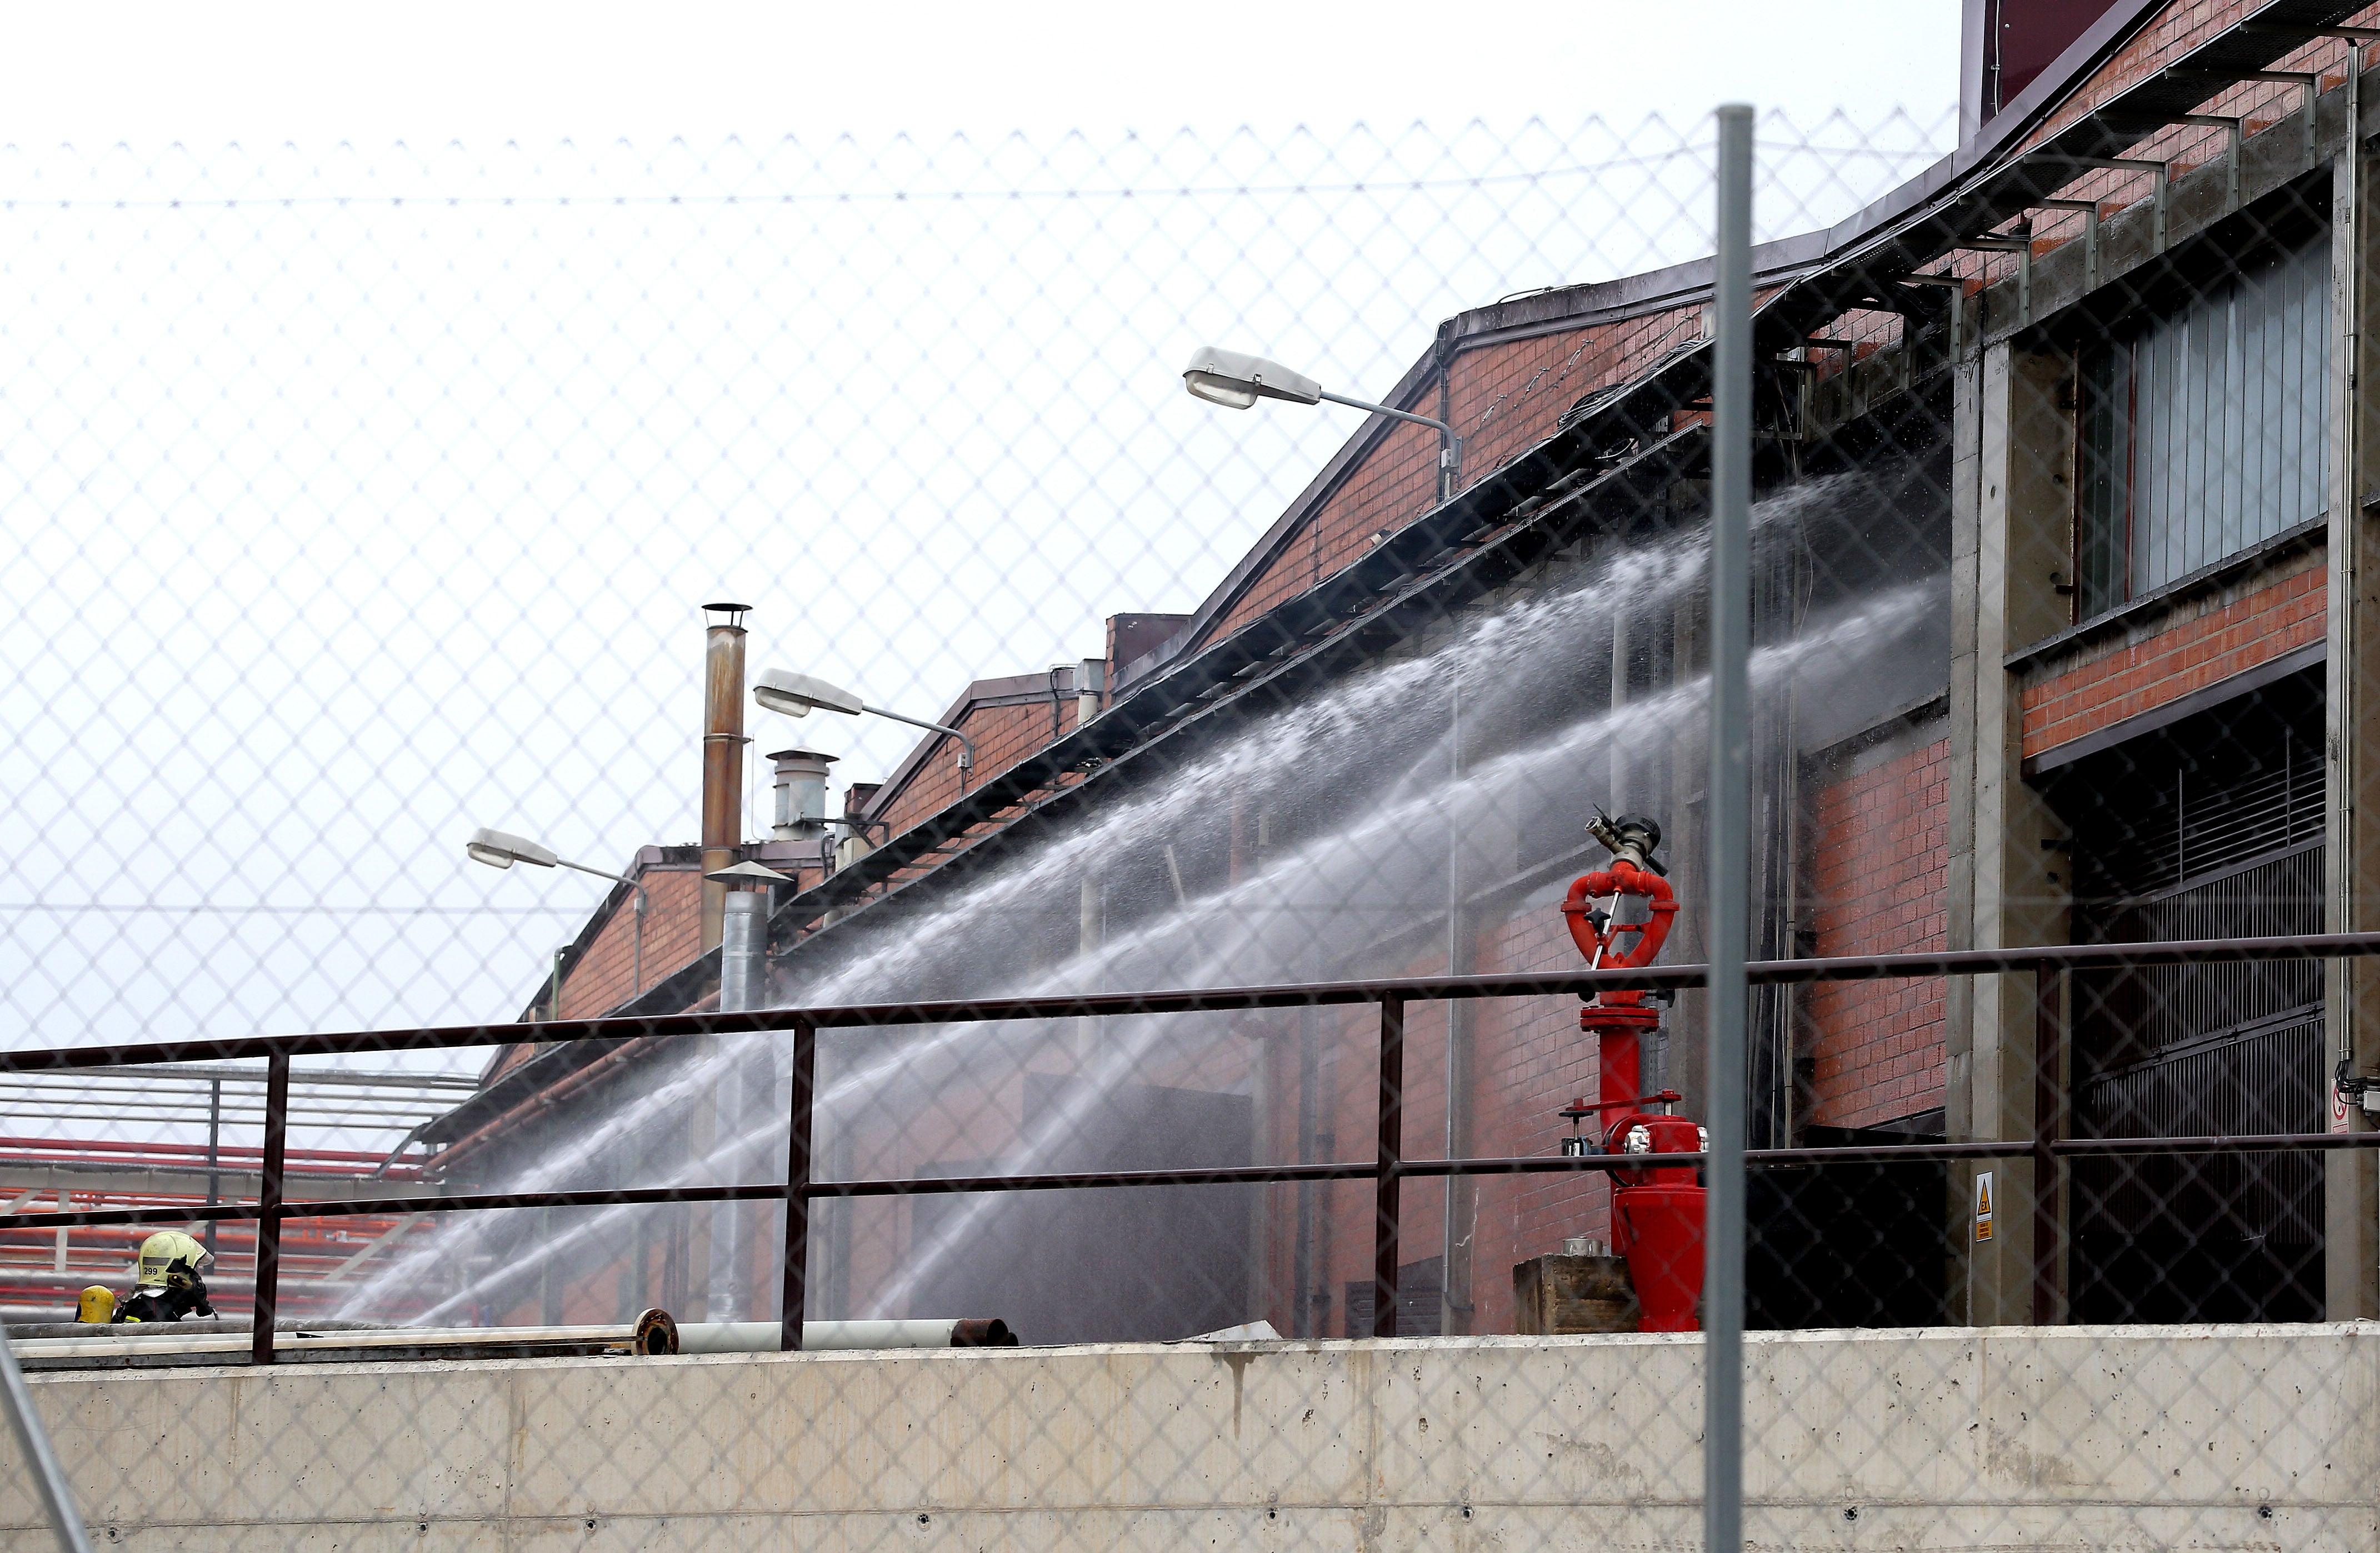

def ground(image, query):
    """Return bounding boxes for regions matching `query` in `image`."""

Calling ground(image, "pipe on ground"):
[678,1319,1016,1352]
[5,1314,1017,1365]
[6,1309,681,1369]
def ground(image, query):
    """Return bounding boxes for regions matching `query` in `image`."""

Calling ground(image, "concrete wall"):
[8,1325,2376,1551]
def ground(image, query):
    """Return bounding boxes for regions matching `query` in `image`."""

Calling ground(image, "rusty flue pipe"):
[699,603,752,952]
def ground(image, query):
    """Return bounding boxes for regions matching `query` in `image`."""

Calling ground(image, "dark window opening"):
[2042,666,2326,1321]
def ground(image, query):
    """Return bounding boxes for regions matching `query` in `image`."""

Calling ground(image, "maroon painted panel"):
[1987,0,2129,117]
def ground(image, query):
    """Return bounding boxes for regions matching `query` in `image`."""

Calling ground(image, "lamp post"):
[753,669,979,794]
[466,828,651,996]
[1183,345,1463,504]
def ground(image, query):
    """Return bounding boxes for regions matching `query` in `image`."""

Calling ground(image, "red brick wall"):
[1463,903,1614,1333]
[1802,737,1952,1130]
[2027,3,2376,146]
[1204,303,1706,645]
[873,695,1079,841]
[556,868,704,1020]
[1457,308,1706,472]
[2018,562,2323,758]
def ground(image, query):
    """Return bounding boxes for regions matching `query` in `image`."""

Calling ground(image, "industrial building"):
[384,0,2380,1346]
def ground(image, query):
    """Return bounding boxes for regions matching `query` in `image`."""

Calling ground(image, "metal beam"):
[26,1064,475,1090]
[2030,199,2103,291]
[2169,114,2243,210]
[0,1166,436,1201]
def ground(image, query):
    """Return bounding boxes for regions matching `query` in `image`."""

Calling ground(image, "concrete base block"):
[3,1325,2376,1551]
[1512,1252,1639,1334]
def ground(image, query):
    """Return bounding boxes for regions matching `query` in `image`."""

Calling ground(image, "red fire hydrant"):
[1560,813,1706,1332]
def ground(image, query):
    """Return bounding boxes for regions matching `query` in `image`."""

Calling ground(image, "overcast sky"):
[0,3,1963,1087]
[0,2,1958,148]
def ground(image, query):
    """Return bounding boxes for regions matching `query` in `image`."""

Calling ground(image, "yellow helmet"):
[76,1286,115,1324]
[134,1229,212,1291]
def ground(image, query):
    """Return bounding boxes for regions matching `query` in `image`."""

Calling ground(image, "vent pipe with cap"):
[719,894,767,1013]
[699,603,752,953]
[768,749,838,843]
[704,859,789,1320]
[707,861,790,1014]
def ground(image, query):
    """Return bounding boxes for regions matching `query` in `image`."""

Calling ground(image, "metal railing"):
[7,930,2380,1360]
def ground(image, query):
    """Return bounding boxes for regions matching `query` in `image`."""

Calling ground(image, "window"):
[2076,232,2331,618]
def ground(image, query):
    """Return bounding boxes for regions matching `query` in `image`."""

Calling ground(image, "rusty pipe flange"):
[633,1306,679,1355]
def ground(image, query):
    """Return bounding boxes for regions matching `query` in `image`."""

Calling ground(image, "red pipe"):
[0,1136,404,1169]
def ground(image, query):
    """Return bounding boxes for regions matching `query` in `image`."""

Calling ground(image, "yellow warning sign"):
[1973,1171,1996,1244]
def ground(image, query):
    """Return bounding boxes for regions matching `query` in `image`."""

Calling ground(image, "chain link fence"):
[3,14,2380,1546]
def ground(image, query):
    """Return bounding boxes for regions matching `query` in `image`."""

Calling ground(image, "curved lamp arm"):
[1317,389,1454,440]
[552,858,651,995]
[861,704,979,791]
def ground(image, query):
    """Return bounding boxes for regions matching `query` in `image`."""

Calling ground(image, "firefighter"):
[113,1229,216,1322]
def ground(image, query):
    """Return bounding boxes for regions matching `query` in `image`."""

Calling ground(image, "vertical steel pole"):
[632,887,646,994]
[779,1017,817,1352]
[0,1324,96,1553]
[714,893,767,1321]
[250,1052,290,1366]
[1705,101,1756,1553]
[204,1078,222,1258]
[2031,964,2067,1324]
[1293,1002,1319,1337]
[1441,689,1476,1336]
[1371,994,1406,1339]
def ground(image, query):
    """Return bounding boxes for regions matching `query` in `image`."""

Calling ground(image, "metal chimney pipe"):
[699,603,752,952]
[713,885,769,1319]
[719,891,767,1014]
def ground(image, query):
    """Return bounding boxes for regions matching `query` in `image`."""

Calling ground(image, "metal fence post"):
[1704,100,1756,1553]
[2032,964,2067,1325]
[250,1051,290,1366]
[1372,993,1406,1339]
[779,1016,817,1352]
[0,1313,97,1553]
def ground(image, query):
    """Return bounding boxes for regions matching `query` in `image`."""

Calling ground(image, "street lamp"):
[753,669,979,794]
[466,827,652,996]
[1183,345,1462,503]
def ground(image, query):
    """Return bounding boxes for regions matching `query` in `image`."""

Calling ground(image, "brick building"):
[420,0,2380,1341]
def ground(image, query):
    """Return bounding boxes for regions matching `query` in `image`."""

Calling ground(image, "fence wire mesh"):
[4,21,2380,1549]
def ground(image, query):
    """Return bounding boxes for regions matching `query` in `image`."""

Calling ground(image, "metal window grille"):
[2077,226,2332,615]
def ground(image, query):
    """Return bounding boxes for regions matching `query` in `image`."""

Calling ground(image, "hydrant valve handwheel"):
[1563,811,1678,1009]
